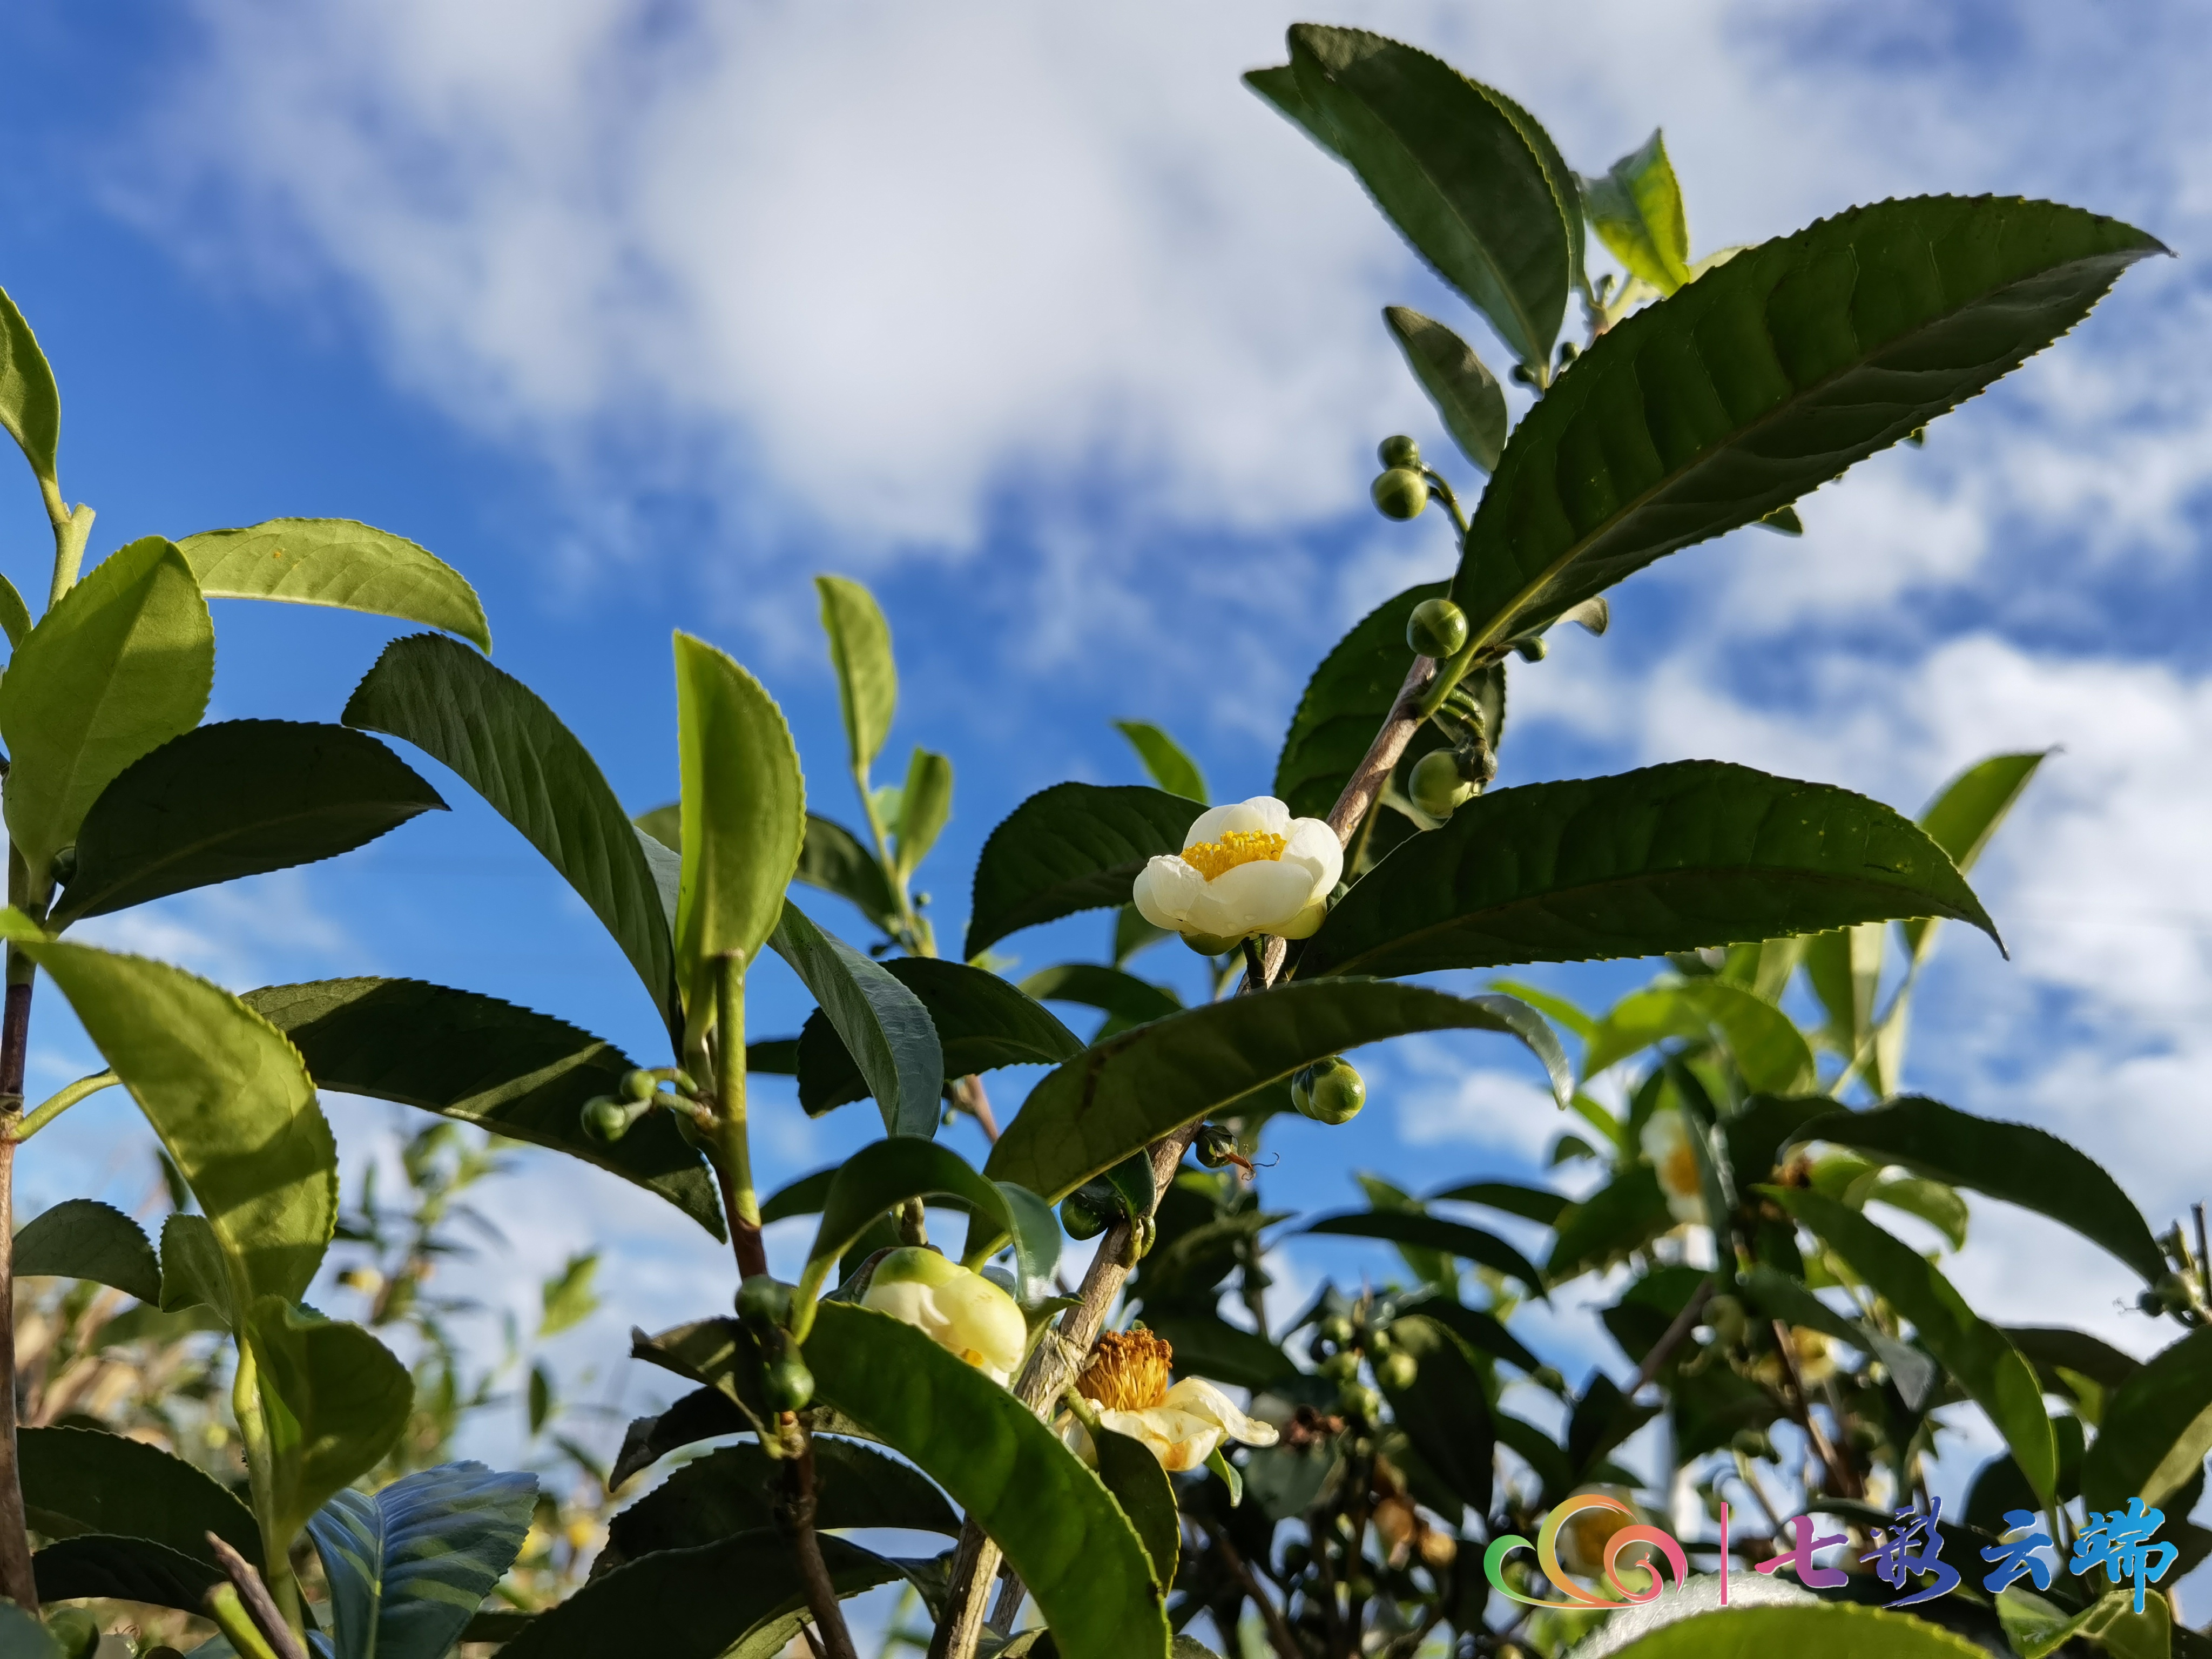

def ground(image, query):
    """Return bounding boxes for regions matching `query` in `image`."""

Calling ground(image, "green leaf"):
[797,957,1081,1116]
[0,572,29,651]
[768,902,943,1138]
[1597,1603,1988,1658]
[1804,920,1885,1061]
[1429,1180,1568,1228]
[157,1212,233,1321]
[14,1199,159,1301]
[1280,25,1574,369]
[1582,979,1816,1095]
[605,1439,956,1571]
[1137,1313,1294,1393]
[538,1252,600,1339]
[1451,197,2163,649]
[1582,130,1692,294]
[242,977,721,1238]
[1546,1166,1673,1283]
[609,1388,753,1489]
[1114,905,1172,966]
[817,575,897,775]
[893,746,953,878]
[1383,306,1508,472]
[1374,1314,1494,1515]
[1112,720,1208,803]
[500,1530,905,1659]
[2080,1327,2212,1510]
[1903,751,2048,957]
[18,940,335,1308]
[1092,1426,1178,1589]
[32,1534,226,1616]
[801,1301,1171,1659]
[965,783,1202,959]
[1770,1186,2055,1502]
[51,720,445,925]
[0,284,60,493]
[1243,63,1337,155]
[1297,761,1998,979]
[246,1295,414,1547]
[1303,1211,1543,1297]
[1788,1097,2163,1283]
[345,633,682,1037]
[21,1425,260,1569]
[794,812,902,935]
[673,631,806,1033]
[0,536,213,887]
[1019,962,1181,1031]
[176,518,490,651]
[794,1137,1057,1308]
[980,981,1569,1238]
[307,1461,535,1659]
[1408,1297,1542,1375]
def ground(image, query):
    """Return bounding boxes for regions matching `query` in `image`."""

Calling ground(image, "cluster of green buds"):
[1060,1179,1158,1262]
[735,1273,816,1413]
[1369,435,1429,521]
[1307,1299,1408,1422]
[579,1067,698,1144]
[1291,1055,1365,1125]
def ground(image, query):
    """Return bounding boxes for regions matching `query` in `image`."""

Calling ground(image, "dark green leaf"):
[1243,63,1336,155]
[1770,1187,2054,1502]
[248,1296,415,1545]
[797,958,1080,1116]
[1452,197,2164,649]
[2005,1327,2141,1394]
[308,1461,536,1659]
[1303,1211,1543,1297]
[1019,962,1181,1032]
[177,518,490,651]
[1283,25,1573,369]
[0,284,60,491]
[1546,1166,1672,1283]
[1384,306,1507,472]
[1904,751,2048,957]
[610,1388,753,1489]
[345,633,682,1037]
[1582,979,1816,1095]
[794,813,902,935]
[802,1301,1171,1659]
[1113,720,1207,804]
[1722,1095,1833,1188]
[1567,1373,1656,1479]
[13,939,336,1308]
[0,537,213,886]
[769,902,943,1138]
[1375,1314,1493,1515]
[1137,1313,1294,1393]
[1401,1296,1541,1374]
[14,1199,158,1302]
[795,1137,1056,1306]
[980,981,1568,1239]
[894,746,954,878]
[31,1535,222,1615]
[1113,904,1171,966]
[606,1438,954,1571]
[1298,761,1998,978]
[2080,1327,2212,1510]
[746,1037,799,1075]
[758,1166,837,1225]
[817,575,898,775]
[244,977,721,1238]
[965,783,1202,959]
[53,720,445,925]
[1428,1181,1567,1228]
[21,1425,259,1568]
[1092,1426,1178,1588]
[1582,130,1691,294]
[501,1530,904,1659]
[1788,1097,2163,1283]
[1493,1414,1573,1502]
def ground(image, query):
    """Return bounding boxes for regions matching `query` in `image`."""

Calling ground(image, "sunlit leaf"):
[1583,979,1816,1095]
[769,902,943,1138]
[177,517,490,651]
[817,575,897,775]
[1582,130,1692,294]
[1113,720,1208,804]
[247,1294,415,1546]
[1384,306,1508,472]
[0,284,60,492]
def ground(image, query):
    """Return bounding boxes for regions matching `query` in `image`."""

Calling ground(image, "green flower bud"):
[43,1610,99,1659]
[1292,1056,1365,1126]
[1514,633,1549,662]
[1366,1327,1396,1359]
[1183,929,1245,957]
[619,1068,660,1103]
[1060,1189,1114,1241]
[1320,1350,1361,1382]
[1405,597,1469,660]
[764,1352,815,1412]
[1193,1123,1241,1168]
[735,1274,794,1330]
[1337,1382,1380,1421]
[1377,1350,1418,1392]
[1705,1293,1750,1347]
[1370,468,1428,521]
[1377,434,1421,470]
[580,1094,640,1143]
[1319,1314,1354,1347]
[49,845,77,889]
[1408,748,1478,820]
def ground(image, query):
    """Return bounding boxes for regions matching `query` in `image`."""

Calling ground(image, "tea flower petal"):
[1640,1108,1708,1226]
[860,1247,1027,1384]
[1131,794,1343,944]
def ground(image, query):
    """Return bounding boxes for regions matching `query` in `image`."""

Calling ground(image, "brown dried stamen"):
[1077,1328,1174,1413]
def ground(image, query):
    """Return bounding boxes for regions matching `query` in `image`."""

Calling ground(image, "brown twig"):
[0,964,38,1616]
[780,1422,861,1659]
[955,1074,1000,1142]
[1629,1275,1716,1395]
[1198,1515,1301,1659]
[205,1531,308,1659]
[1769,1318,1860,1499]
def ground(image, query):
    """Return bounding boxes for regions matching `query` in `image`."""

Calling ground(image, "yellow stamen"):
[1077,1328,1174,1412]
[1181,830,1286,882]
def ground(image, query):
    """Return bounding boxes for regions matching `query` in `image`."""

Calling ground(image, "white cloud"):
[1395,1051,1564,1166]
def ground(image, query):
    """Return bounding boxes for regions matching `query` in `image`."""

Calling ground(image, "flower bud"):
[861,1246,1027,1384]
[764,1352,815,1412]
[1060,1186,1115,1241]
[734,1274,793,1330]
[1514,633,1549,662]
[1377,434,1421,470]
[49,845,77,889]
[1320,1350,1360,1383]
[580,1094,642,1143]
[1370,468,1429,521]
[619,1068,660,1103]
[1193,1123,1240,1169]
[1405,597,1469,660]
[1337,1382,1380,1421]
[1182,929,1245,958]
[1408,750,1478,820]
[1378,1351,1418,1391]
[1318,1314,1354,1347]
[43,1609,99,1659]
[1292,1056,1366,1125]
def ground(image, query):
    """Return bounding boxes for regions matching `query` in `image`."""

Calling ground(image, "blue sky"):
[5,0,2212,1559]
